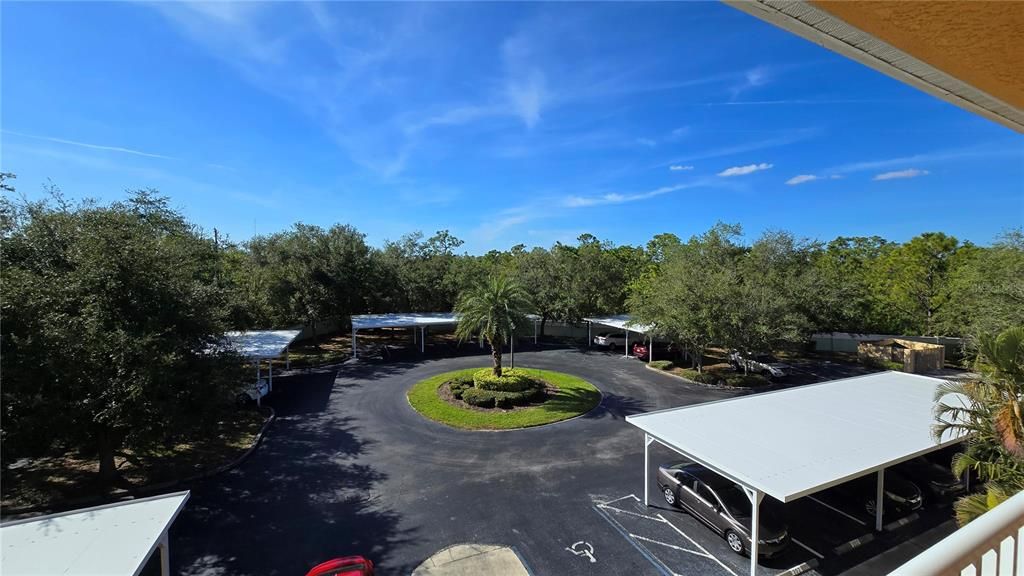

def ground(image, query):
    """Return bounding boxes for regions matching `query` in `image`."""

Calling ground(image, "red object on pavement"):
[305,556,374,576]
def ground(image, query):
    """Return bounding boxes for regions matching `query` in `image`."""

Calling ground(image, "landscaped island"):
[407,367,601,430]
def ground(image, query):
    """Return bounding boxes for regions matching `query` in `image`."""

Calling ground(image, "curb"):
[643,364,765,392]
[833,532,876,555]
[2,406,276,519]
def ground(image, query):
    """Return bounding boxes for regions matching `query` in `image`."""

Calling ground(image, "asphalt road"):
[170,347,949,576]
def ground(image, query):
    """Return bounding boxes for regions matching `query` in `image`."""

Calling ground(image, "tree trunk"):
[540,314,548,338]
[96,426,118,482]
[491,341,503,377]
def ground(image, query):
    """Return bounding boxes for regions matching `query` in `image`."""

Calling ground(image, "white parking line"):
[597,503,667,522]
[597,494,641,506]
[628,533,713,558]
[807,496,868,526]
[657,513,740,576]
[791,538,825,559]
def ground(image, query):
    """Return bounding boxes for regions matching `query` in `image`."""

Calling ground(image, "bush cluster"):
[649,360,674,370]
[473,368,537,392]
[448,374,474,400]
[460,386,546,409]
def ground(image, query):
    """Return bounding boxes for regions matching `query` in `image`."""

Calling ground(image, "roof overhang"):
[724,0,1024,133]
[627,371,968,502]
[1,491,190,576]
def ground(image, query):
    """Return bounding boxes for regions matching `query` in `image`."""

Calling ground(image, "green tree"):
[454,275,532,376]
[942,229,1024,337]
[871,232,962,335]
[1,190,245,480]
[934,326,1024,525]
[814,236,895,333]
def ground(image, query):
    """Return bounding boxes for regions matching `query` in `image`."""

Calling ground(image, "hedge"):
[648,360,674,370]
[473,368,539,392]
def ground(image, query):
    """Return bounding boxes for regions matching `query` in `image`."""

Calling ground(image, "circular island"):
[407,367,602,430]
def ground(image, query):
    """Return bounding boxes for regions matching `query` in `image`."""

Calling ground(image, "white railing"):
[890,490,1024,576]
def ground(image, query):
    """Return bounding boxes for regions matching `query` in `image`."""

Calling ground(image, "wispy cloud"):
[668,126,690,141]
[659,128,819,168]
[730,66,770,99]
[636,138,657,148]
[786,174,842,185]
[829,143,1021,175]
[669,165,694,172]
[718,163,772,177]
[2,129,176,160]
[563,180,712,208]
[873,168,929,181]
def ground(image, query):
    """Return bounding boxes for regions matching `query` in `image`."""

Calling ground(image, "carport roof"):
[626,371,968,503]
[224,329,301,360]
[352,312,542,331]
[583,315,652,334]
[352,312,459,330]
[1,491,189,576]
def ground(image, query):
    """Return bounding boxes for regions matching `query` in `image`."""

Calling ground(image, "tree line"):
[2,184,1021,478]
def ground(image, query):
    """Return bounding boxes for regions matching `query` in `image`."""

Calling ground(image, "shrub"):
[863,357,904,372]
[461,388,495,408]
[473,368,539,392]
[649,360,674,370]
[448,379,472,399]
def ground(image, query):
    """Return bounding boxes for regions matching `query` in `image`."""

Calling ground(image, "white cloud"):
[718,163,773,177]
[667,126,690,141]
[787,174,842,185]
[636,138,657,148]
[786,174,819,185]
[669,165,694,171]
[873,168,930,181]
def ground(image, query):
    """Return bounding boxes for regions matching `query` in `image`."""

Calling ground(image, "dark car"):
[657,462,789,557]
[893,456,965,501]
[827,470,923,517]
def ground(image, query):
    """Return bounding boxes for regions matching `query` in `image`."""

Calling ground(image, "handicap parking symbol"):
[566,541,597,563]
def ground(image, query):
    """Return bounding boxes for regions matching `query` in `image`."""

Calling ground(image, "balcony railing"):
[890,489,1024,576]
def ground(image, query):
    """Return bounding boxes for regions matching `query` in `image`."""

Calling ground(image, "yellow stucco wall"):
[811,1,1024,110]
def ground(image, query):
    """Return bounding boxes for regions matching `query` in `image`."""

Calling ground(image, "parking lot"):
[169,347,958,576]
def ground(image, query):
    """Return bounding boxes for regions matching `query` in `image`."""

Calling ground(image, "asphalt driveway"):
[171,348,746,575]
[169,348,944,576]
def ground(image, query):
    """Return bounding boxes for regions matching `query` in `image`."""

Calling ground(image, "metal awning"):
[224,329,301,360]
[583,315,656,362]
[350,313,541,357]
[1,491,190,576]
[626,371,968,576]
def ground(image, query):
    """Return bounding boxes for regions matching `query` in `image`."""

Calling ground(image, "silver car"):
[658,462,790,557]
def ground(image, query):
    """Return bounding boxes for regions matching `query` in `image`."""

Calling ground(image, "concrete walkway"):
[413,544,531,576]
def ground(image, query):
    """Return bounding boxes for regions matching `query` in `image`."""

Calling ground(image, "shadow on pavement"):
[172,412,415,576]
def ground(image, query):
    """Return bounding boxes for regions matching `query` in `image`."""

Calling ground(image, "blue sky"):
[3,2,1022,253]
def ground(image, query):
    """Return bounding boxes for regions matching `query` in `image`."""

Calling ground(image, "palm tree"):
[455,275,532,377]
[934,326,1024,525]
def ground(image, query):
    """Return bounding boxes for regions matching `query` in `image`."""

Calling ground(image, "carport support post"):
[643,434,654,506]
[648,335,653,364]
[744,487,764,576]
[420,326,425,353]
[352,327,358,359]
[876,469,885,531]
[158,533,170,576]
[534,319,538,345]
[625,331,630,357]
[587,321,591,347]
[268,359,272,392]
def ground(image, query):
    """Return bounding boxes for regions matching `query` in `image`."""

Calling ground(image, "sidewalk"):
[412,544,531,576]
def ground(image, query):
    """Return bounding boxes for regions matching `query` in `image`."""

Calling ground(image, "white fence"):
[890,490,1024,576]
[812,332,963,357]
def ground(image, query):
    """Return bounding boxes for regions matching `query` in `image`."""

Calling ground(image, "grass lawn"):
[1,407,268,511]
[407,367,602,430]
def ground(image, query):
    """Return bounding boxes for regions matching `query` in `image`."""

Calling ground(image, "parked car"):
[632,342,649,358]
[893,456,965,501]
[594,332,628,347]
[729,351,791,378]
[305,556,374,576]
[826,470,923,517]
[658,462,789,557]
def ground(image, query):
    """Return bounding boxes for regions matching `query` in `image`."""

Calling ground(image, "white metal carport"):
[626,371,968,576]
[351,313,542,358]
[1,491,190,576]
[583,315,655,362]
[224,329,301,405]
